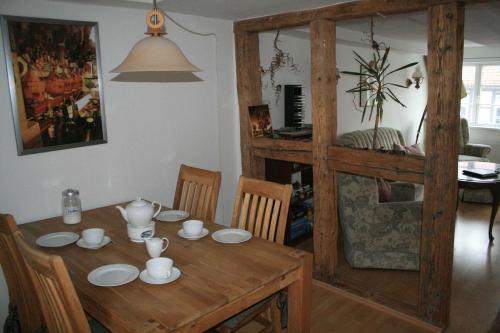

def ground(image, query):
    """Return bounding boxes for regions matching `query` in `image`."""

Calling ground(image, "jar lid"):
[62,189,79,196]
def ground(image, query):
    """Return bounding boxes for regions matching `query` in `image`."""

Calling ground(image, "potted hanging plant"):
[341,47,418,150]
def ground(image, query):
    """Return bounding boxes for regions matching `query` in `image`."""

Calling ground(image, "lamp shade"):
[111,35,200,73]
[461,81,467,99]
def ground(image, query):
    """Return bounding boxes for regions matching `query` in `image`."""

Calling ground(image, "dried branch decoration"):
[260,30,299,102]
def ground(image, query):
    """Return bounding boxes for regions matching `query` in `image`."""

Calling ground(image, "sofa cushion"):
[393,143,425,156]
[338,127,405,150]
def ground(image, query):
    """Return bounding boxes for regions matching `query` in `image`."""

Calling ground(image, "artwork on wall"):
[248,104,273,138]
[358,65,374,107]
[1,16,107,155]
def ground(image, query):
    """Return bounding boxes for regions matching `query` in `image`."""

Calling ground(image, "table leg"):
[489,187,500,243]
[287,253,312,333]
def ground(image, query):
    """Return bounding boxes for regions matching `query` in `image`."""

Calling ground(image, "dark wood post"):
[310,19,338,280]
[419,2,464,327]
[234,31,265,178]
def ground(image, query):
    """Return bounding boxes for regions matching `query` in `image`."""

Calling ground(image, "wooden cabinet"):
[265,159,313,246]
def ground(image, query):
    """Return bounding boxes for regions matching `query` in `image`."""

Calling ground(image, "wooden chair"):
[219,176,293,332]
[230,176,292,244]
[173,164,221,223]
[0,214,44,333]
[13,230,92,333]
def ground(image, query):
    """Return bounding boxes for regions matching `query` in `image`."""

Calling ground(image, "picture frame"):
[248,104,273,138]
[1,15,107,155]
[358,65,373,107]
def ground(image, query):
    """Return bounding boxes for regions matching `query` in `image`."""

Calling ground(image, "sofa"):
[337,127,422,270]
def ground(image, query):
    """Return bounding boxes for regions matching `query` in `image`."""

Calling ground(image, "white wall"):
[0,0,239,324]
[259,30,426,145]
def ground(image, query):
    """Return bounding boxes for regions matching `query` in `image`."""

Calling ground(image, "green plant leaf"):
[380,47,390,69]
[354,58,376,75]
[380,63,391,76]
[352,51,372,69]
[368,96,376,121]
[386,82,410,89]
[341,70,365,76]
[386,62,419,76]
[361,99,369,122]
[346,87,372,93]
[386,87,407,107]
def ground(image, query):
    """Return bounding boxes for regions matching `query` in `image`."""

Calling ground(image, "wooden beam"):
[252,138,313,164]
[253,149,311,164]
[234,0,484,33]
[419,2,464,328]
[327,146,424,184]
[311,19,337,281]
[235,31,265,178]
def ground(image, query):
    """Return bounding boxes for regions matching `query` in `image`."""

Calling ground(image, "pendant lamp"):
[111,0,200,73]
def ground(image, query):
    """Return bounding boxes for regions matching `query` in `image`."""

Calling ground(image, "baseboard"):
[312,279,442,333]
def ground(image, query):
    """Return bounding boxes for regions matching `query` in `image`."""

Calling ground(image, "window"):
[461,63,500,128]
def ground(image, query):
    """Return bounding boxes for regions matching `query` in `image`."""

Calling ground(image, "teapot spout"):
[116,206,128,222]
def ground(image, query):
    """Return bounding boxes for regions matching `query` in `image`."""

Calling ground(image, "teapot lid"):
[129,197,148,207]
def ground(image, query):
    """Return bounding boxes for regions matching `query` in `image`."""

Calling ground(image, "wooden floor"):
[240,281,435,333]
[448,202,500,333]
[242,202,499,332]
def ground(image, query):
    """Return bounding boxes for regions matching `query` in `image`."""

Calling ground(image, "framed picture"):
[358,65,374,107]
[248,104,273,138]
[1,15,107,155]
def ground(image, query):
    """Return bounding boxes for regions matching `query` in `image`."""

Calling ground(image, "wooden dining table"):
[19,203,312,332]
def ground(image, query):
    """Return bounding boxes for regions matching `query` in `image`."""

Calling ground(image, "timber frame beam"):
[234,0,472,328]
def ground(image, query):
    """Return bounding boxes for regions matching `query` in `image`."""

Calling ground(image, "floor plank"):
[240,202,500,332]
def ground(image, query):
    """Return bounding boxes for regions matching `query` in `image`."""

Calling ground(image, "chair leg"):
[270,297,282,333]
[3,303,21,333]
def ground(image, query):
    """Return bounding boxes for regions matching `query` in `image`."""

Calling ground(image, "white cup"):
[81,228,104,246]
[146,257,173,279]
[145,237,169,258]
[182,220,204,237]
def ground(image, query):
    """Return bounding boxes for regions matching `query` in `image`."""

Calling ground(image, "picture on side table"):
[248,104,273,138]
[1,16,107,155]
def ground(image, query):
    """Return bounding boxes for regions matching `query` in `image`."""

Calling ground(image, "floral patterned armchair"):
[337,127,422,270]
[337,173,422,270]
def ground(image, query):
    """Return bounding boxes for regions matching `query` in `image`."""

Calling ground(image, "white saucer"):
[211,229,252,244]
[156,210,189,222]
[36,232,79,248]
[177,228,209,240]
[88,264,139,287]
[76,236,111,250]
[139,267,181,285]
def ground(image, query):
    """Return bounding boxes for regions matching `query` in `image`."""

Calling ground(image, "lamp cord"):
[162,11,226,225]
[163,12,216,37]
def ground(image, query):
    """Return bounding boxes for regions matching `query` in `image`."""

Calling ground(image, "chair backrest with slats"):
[173,164,222,223]
[13,231,91,333]
[230,176,293,245]
[0,214,44,333]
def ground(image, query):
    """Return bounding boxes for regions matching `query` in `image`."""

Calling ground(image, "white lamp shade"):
[111,36,200,73]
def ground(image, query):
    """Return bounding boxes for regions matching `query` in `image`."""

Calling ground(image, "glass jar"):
[62,189,81,224]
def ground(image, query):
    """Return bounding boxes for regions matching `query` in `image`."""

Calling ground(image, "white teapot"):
[116,198,161,227]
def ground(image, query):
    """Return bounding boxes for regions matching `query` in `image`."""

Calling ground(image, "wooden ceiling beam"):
[234,0,487,33]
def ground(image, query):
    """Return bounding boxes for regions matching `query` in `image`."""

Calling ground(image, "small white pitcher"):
[145,237,169,258]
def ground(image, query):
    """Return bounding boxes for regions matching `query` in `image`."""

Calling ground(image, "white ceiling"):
[50,0,500,47]
[50,0,348,20]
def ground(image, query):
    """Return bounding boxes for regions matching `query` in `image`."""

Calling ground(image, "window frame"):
[461,60,500,130]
